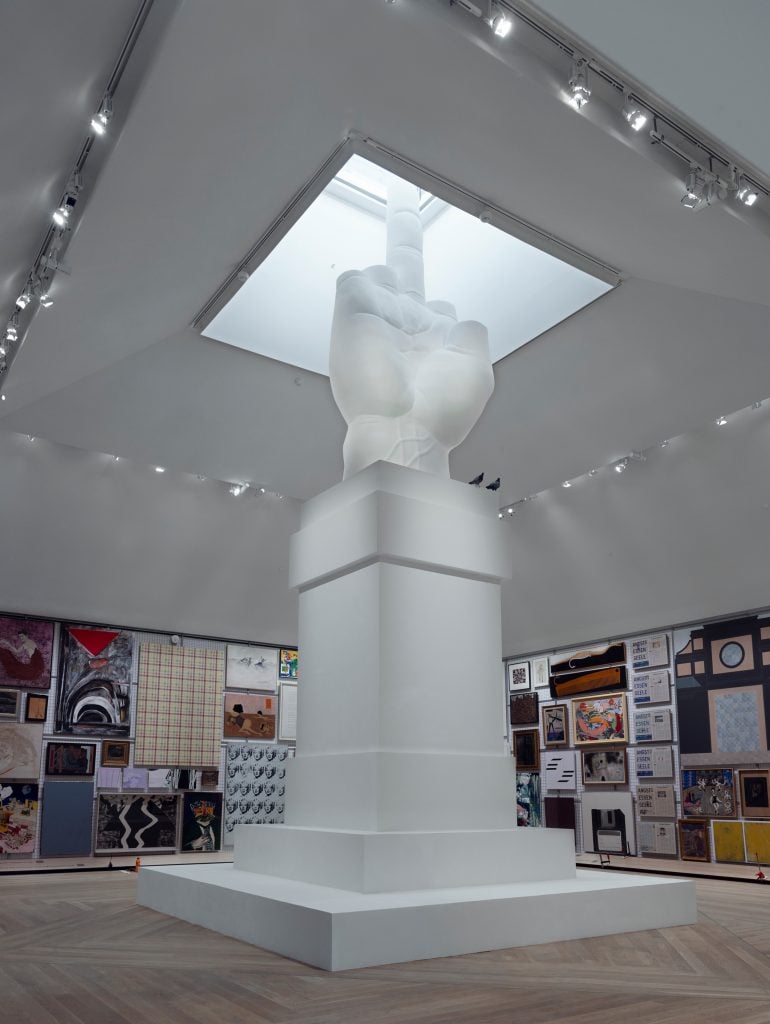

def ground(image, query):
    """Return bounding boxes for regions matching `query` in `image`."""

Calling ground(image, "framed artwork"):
[45,742,96,777]
[635,745,673,778]
[181,791,223,852]
[542,703,568,746]
[98,767,123,789]
[123,767,149,789]
[0,615,54,690]
[96,793,179,853]
[571,692,627,746]
[516,771,541,827]
[739,770,770,819]
[224,692,276,741]
[581,791,635,854]
[0,724,43,779]
[632,670,670,705]
[101,739,130,767]
[744,821,770,865]
[532,657,549,690]
[631,634,669,670]
[507,661,530,693]
[582,748,626,785]
[24,694,48,723]
[544,795,576,832]
[509,691,538,726]
[678,818,710,862]
[513,729,539,771]
[638,821,677,856]
[0,782,39,854]
[550,665,627,700]
[544,750,576,790]
[712,820,746,863]
[56,625,134,737]
[222,742,290,844]
[681,768,736,818]
[278,683,298,742]
[279,649,298,680]
[707,685,767,754]
[0,688,20,719]
[634,708,672,743]
[226,643,278,692]
[550,641,626,677]
[637,784,676,818]
[38,780,94,856]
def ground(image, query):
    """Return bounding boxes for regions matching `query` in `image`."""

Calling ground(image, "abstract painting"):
[678,818,710,862]
[0,689,19,719]
[509,691,538,726]
[226,644,279,692]
[0,616,54,689]
[712,820,746,863]
[516,771,541,827]
[544,796,576,833]
[708,685,766,753]
[739,770,770,819]
[544,750,576,790]
[279,649,298,680]
[571,693,627,746]
[223,692,276,741]
[223,742,290,845]
[181,791,222,852]
[95,793,179,852]
[744,821,770,865]
[0,724,43,779]
[24,694,48,723]
[512,729,539,771]
[134,644,224,767]
[0,783,39,854]
[542,703,568,746]
[681,768,735,818]
[56,625,133,736]
[582,749,626,785]
[550,665,628,700]
[507,661,530,692]
[39,780,94,856]
[45,742,96,776]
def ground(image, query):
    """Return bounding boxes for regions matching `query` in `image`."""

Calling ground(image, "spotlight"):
[0,345,5,358]
[15,291,30,310]
[490,6,512,37]
[659,439,670,448]
[52,190,78,228]
[682,166,707,209]
[39,291,53,308]
[259,486,266,493]
[0,395,5,401]
[155,466,165,473]
[752,401,763,409]
[5,325,18,342]
[588,468,599,477]
[737,180,759,207]
[715,415,727,426]
[613,458,629,474]
[622,95,648,131]
[498,512,503,519]
[568,57,591,109]
[562,480,572,488]
[229,482,247,496]
[90,97,112,136]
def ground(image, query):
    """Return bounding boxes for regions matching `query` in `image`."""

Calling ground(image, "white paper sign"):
[632,669,670,705]
[635,745,673,778]
[631,634,669,670]
[634,708,672,743]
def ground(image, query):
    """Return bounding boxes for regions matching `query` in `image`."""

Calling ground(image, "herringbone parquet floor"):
[1,871,769,1024]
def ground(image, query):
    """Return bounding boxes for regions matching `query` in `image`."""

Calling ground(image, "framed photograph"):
[45,742,96,776]
[582,748,626,785]
[24,693,48,723]
[681,768,736,818]
[101,739,130,767]
[224,692,276,741]
[507,661,530,693]
[739,770,770,819]
[678,818,710,862]
[631,634,669,670]
[638,821,677,857]
[0,724,43,779]
[571,692,628,746]
[0,688,20,720]
[542,703,568,746]
[513,729,540,771]
[635,745,673,778]
[634,708,672,743]
[509,691,538,726]
[279,649,298,680]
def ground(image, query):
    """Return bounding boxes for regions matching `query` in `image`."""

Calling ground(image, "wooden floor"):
[2,872,770,1024]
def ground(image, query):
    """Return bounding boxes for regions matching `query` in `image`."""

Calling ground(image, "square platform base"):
[137,863,697,971]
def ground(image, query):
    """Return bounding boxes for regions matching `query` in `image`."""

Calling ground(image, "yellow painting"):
[744,822,770,865]
[712,820,745,863]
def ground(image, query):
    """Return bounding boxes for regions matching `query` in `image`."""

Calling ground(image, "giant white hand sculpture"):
[330,180,494,479]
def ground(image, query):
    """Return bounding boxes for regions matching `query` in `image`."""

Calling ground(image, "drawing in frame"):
[681,768,736,818]
[582,748,626,785]
[739,769,770,819]
[678,817,710,862]
[513,729,539,771]
[571,692,628,746]
[507,661,530,693]
[509,691,538,726]
[24,693,48,723]
[0,724,43,779]
[0,615,54,690]
[225,643,278,693]
[0,688,20,719]
[542,703,568,746]
[531,656,549,690]
[45,742,96,777]
[101,739,130,767]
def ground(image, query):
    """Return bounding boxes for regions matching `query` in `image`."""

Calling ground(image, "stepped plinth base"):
[137,863,696,971]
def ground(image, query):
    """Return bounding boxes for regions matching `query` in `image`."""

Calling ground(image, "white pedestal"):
[137,463,696,969]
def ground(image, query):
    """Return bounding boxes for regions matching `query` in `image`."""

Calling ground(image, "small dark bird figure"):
[468,472,484,486]
[486,477,501,491]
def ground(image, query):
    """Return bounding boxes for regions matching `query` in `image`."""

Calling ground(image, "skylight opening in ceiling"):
[202,154,613,376]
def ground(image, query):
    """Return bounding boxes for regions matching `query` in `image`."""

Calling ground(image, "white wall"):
[0,431,300,643]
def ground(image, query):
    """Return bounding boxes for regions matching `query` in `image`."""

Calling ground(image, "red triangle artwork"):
[67,628,121,658]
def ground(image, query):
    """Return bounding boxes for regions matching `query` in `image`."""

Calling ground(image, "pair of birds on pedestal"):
[468,472,500,491]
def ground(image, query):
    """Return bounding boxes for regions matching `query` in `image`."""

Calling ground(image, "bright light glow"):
[568,60,591,109]
[112,455,121,462]
[498,512,503,518]
[562,480,571,488]
[507,506,513,514]
[715,415,727,426]
[491,11,513,37]
[659,439,670,448]
[737,183,759,207]
[0,345,5,358]
[15,292,30,310]
[614,458,629,474]
[154,466,165,473]
[622,100,648,131]
[0,395,5,401]
[52,206,70,227]
[39,292,53,308]
[229,482,247,496]
[682,167,706,209]
[90,116,107,136]
[6,327,17,341]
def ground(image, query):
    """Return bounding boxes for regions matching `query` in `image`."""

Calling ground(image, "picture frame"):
[739,769,770,820]
[531,657,550,690]
[101,739,131,767]
[571,692,628,746]
[0,688,20,720]
[542,703,568,746]
[45,742,96,777]
[279,649,298,680]
[550,665,628,700]
[507,661,530,693]
[582,748,627,785]
[24,693,48,723]
[681,768,736,818]
[509,691,539,726]
[513,729,540,771]
[678,818,710,862]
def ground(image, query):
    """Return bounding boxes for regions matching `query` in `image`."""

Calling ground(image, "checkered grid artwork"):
[134,644,224,767]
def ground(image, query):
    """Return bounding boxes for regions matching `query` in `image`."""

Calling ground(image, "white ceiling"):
[2,0,770,646]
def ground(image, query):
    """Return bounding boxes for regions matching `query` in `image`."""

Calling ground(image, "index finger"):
[386,178,425,301]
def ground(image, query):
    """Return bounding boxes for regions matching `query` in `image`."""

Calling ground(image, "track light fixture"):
[715,415,728,426]
[561,480,571,488]
[15,290,30,310]
[90,96,113,136]
[489,4,512,37]
[229,482,248,496]
[567,57,591,109]
[613,458,629,474]
[622,93,648,132]
[681,165,708,209]
[736,179,759,207]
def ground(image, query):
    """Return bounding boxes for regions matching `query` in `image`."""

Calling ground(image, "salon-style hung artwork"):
[513,729,539,771]
[507,661,530,693]
[542,704,568,746]
[56,626,134,737]
[226,644,279,693]
[0,616,54,690]
[509,691,539,726]
[681,768,736,818]
[571,693,628,746]
[549,642,627,699]
[279,649,298,680]
[516,771,541,827]
[582,749,626,785]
